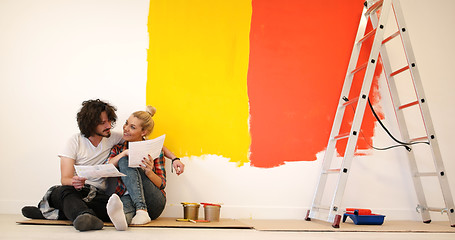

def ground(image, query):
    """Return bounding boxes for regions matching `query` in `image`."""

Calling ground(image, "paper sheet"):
[128,134,165,168]
[74,164,126,179]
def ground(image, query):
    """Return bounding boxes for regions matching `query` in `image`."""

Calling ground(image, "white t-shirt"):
[58,132,123,191]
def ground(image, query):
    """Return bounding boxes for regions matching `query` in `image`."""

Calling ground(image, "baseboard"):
[0,200,36,215]
[3,200,448,221]
[160,204,435,221]
[161,204,309,220]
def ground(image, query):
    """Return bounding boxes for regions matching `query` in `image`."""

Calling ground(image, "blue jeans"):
[118,157,166,223]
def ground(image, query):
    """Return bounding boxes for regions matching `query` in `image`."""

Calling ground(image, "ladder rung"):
[358,29,377,45]
[365,0,383,16]
[398,100,419,110]
[323,169,341,174]
[415,172,439,177]
[313,205,331,211]
[351,62,367,75]
[410,136,428,142]
[334,132,350,140]
[341,97,359,108]
[390,65,410,77]
[382,30,400,44]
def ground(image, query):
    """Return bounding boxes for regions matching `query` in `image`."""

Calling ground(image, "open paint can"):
[202,203,221,222]
[182,202,200,220]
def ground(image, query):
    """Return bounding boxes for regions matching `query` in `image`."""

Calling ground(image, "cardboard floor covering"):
[16,218,455,232]
[239,219,455,232]
[17,217,252,229]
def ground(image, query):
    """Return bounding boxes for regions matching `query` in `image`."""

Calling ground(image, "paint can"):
[182,203,200,220]
[202,203,221,222]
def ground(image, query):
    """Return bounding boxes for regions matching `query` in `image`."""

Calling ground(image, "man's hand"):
[72,176,87,190]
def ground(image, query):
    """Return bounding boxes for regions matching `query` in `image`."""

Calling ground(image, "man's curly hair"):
[76,99,117,137]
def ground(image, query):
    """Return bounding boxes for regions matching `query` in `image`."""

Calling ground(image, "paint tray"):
[342,209,385,225]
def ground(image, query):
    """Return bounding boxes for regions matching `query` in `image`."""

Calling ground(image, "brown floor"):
[17,216,455,232]
[5,215,455,240]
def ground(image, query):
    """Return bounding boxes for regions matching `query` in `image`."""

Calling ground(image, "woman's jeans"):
[118,157,166,223]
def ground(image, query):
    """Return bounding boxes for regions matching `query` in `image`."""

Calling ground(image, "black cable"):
[359,128,429,151]
[367,98,408,146]
[342,96,430,152]
[366,97,429,150]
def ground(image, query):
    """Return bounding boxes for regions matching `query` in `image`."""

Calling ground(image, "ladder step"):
[409,136,428,142]
[382,30,400,44]
[323,169,341,174]
[390,65,410,77]
[365,0,383,16]
[341,96,359,108]
[398,100,419,110]
[358,29,377,45]
[334,132,350,140]
[351,62,367,75]
[313,205,331,211]
[415,172,439,177]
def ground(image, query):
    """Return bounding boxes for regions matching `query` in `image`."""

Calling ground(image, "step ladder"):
[305,0,455,228]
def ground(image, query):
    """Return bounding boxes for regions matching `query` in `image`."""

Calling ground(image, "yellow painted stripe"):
[146,0,252,165]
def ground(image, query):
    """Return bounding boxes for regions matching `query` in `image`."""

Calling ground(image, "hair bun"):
[146,106,156,117]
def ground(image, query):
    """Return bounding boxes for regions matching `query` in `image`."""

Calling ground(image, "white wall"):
[0,0,454,222]
[0,0,149,212]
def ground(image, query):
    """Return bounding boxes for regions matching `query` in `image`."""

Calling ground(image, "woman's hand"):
[140,154,164,188]
[72,176,87,190]
[173,159,185,175]
[140,154,155,175]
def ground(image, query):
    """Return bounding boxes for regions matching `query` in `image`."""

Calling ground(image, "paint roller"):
[345,208,372,215]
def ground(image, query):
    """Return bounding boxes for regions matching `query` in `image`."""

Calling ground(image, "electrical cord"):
[359,129,428,151]
[342,96,430,152]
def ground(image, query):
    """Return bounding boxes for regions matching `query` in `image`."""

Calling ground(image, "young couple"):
[21,99,184,231]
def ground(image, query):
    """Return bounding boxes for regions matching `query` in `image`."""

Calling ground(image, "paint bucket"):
[182,203,200,220]
[202,203,221,222]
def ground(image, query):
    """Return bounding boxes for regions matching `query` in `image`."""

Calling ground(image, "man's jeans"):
[118,157,166,223]
[49,185,110,222]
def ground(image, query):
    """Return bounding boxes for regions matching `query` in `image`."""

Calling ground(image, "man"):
[22,99,124,231]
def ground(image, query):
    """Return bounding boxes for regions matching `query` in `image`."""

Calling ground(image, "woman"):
[106,106,183,229]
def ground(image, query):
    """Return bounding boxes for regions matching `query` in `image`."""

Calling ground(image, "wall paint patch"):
[146,0,252,165]
[247,0,382,167]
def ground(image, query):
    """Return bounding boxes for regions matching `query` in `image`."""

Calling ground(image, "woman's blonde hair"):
[132,106,156,139]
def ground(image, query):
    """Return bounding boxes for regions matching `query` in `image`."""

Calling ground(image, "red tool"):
[345,208,372,215]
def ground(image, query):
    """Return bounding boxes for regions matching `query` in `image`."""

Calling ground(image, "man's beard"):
[96,129,111,138]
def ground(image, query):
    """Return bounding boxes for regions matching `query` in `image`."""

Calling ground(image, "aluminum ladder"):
[305,0,455,228]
